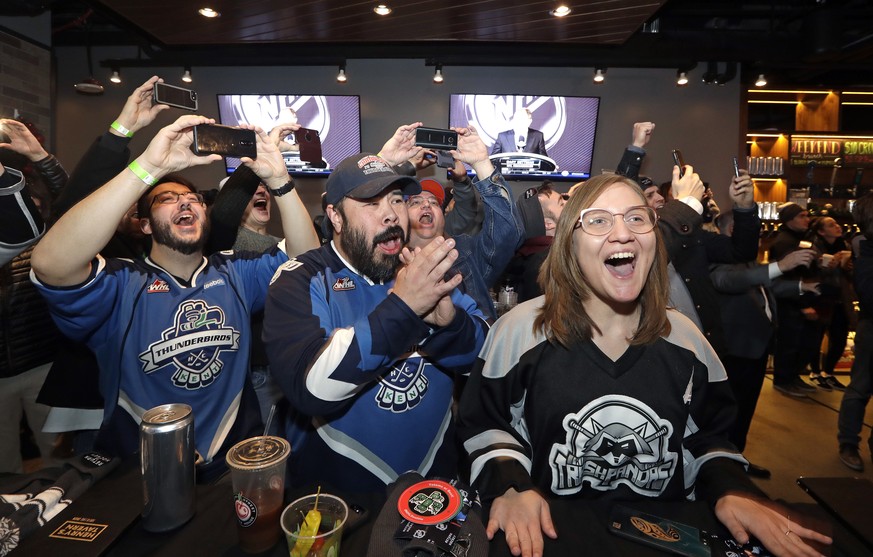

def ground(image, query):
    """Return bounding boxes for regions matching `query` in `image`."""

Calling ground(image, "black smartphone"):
[435,150,454,169]
[192,124,257,159]
[672,149,686,178]
[297,127,325,168]
[153,82,198,111]
[732,156,741,178]
[415,126,458,150]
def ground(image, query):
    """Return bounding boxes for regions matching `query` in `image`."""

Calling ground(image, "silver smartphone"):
[153,83,198,111]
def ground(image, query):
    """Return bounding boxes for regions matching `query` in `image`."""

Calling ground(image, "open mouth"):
[173,212,196,226]
[604,251,635,277]
[418,212,433,225]
[253,198,268,210]
[373,227,404,255]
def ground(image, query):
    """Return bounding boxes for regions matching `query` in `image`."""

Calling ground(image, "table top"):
[12,459,867,557]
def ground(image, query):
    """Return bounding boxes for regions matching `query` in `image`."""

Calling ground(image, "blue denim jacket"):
[451,170,524,320]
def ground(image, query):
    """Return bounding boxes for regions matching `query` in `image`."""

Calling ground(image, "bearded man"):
[263,150,488,491]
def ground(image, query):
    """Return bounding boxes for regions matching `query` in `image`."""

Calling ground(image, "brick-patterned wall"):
[0,27,51,145]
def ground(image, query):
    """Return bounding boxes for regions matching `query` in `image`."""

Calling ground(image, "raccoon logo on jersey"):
[374,356,429,413]
[549,394,677,497]
[139,300,241,390]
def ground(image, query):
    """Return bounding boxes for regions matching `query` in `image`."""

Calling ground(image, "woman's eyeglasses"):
[576,206,658,235]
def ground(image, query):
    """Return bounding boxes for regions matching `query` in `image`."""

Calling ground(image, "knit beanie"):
[778,202,804,223]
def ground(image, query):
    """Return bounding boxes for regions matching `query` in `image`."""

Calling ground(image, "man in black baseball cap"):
[263,145,489,491]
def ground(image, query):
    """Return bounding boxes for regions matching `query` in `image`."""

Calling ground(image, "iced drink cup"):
[226,436,291,553]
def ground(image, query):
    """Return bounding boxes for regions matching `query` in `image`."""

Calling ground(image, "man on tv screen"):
[490,108,548,157]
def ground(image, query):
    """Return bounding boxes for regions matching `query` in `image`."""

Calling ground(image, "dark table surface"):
[13,459,868,557]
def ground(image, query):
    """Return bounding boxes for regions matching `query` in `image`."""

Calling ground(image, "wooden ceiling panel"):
[99,0,665,45]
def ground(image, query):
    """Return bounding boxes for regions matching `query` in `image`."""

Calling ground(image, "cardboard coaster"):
[397,479,462,526]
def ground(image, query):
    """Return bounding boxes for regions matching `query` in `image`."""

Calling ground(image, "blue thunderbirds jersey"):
[32,247,288,465]
[263,242,488,491]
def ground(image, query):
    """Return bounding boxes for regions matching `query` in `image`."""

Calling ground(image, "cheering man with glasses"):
[31,115,318,481]
[406,127,525,320]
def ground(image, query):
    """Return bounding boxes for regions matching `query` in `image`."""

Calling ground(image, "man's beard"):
[340,224,406,282]
[150,217,209,256]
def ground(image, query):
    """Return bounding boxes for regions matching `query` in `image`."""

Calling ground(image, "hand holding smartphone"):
[672,149,686,178]
[415,127,459,151]
[297,127,326,168]
[732,156,741,178]
[192,124,257,159]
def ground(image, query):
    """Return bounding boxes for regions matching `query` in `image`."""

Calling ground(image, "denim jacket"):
[451,170,524,320]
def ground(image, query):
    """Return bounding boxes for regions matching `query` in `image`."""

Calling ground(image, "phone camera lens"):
[191,92,197,100]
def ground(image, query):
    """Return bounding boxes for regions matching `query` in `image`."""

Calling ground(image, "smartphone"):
[192,124,256,159]
[415,127,458,150]
[153,82,198,111]
[608,505,709,557]
[732,156,740,178]
[435,150,454,169]
[672,149,686,178]
[297,127,325,168]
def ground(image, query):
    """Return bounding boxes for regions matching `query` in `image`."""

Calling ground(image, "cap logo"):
[357,155,393,176]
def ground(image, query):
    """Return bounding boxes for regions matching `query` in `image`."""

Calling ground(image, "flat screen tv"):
[448,94,600,181]
[216,94,361,176]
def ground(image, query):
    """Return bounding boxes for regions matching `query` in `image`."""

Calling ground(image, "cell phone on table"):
[732,156,741,178]
[415,126,458,150]
[297,127,326,168]
[153,82,198,111]
[672,149,686,177]
[608,504,710,557]
[192,124,257,159]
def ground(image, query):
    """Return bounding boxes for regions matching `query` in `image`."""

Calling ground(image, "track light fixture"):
[181,68,193,83]
[755,74,768,87]
[676,70,688,86]
[433,65,444,84]
[109,69,122,84]
[593,68,605,84]
[337,64,347,83]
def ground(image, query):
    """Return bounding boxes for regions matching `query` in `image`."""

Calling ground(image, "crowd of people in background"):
[6,76,873,556]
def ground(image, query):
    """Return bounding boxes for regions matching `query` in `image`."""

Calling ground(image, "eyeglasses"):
[576,206,658,235]
[151,191,206,207]
[406,196,442,210]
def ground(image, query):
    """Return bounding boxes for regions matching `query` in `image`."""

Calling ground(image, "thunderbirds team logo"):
[374,356,429,413]
[549,395,677,497]
[139,300,240,390]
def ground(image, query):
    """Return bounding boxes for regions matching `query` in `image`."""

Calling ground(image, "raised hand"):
[729,169,756,209]
[240,125,290,188]
[137,115,221,178]
[671,163,705,202]
[113,76,169,136]
[379,122,423,165]
[0,118,48,161]
[451,125,493,177]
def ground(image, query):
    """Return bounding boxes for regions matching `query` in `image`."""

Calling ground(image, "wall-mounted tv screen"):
[449,94,600,181]
[216,94,361,176]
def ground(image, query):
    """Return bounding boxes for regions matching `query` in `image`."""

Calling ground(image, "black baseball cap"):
[325,153,420,206]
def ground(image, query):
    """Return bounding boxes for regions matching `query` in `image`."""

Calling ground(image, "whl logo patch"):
[147,279,170,293]
[139,300,240,390]
[333,277,356,291]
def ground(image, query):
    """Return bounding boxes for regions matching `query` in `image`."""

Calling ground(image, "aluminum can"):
[140,403,196,532]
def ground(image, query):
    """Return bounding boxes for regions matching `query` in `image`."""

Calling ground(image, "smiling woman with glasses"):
[575,206,657,235]
[458,174,831,557]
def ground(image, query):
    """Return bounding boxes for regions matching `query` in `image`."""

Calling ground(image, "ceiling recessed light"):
[550,5,571,17]
[374,4,392,16]
[198,7,220,18]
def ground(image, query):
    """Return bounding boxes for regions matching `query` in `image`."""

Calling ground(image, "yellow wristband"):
[111,120,134,137]
[128,160,157,186]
